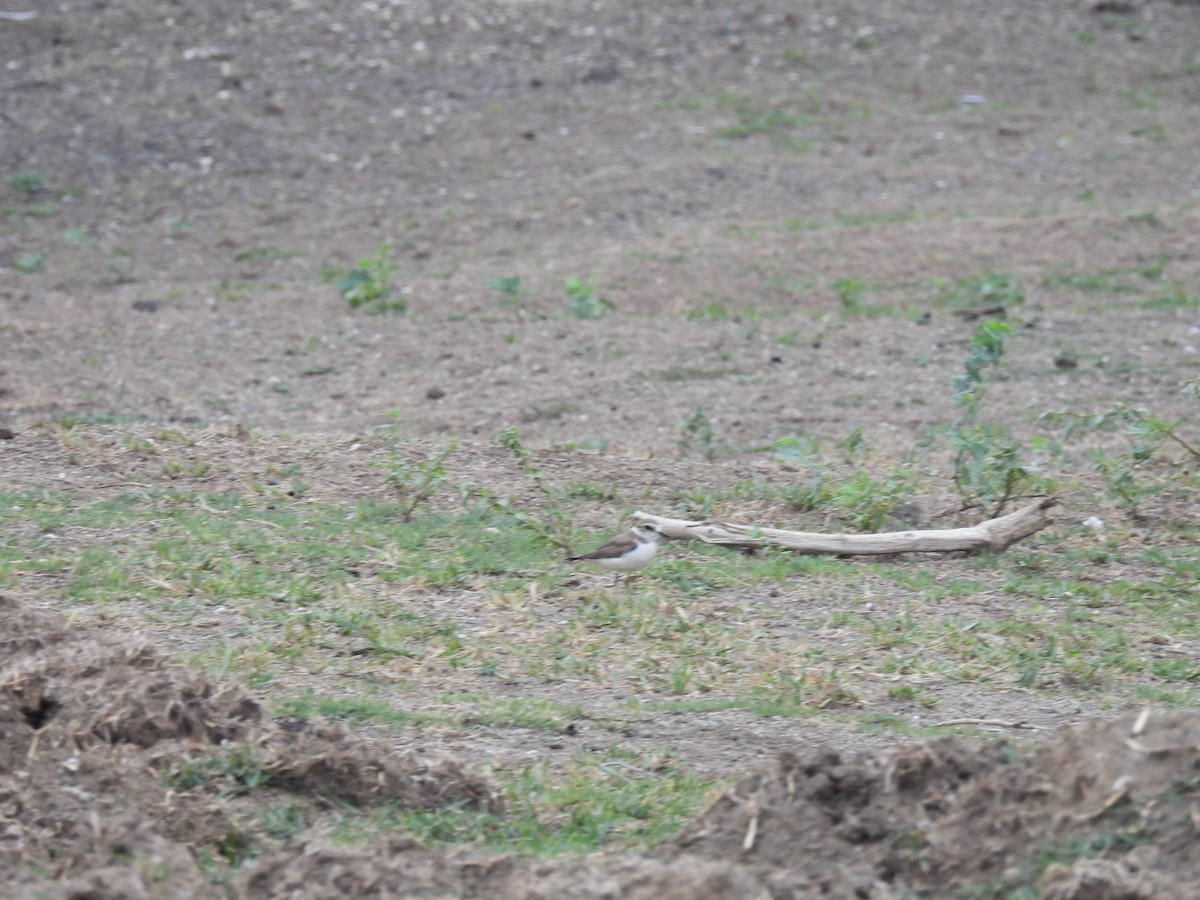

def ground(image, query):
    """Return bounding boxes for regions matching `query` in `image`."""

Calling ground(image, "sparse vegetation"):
[375,421,458,522]
[482,426,577,551]
[677,405,719,460]
[933,320,1053,515]
[831,276,865,313]
[333,242,403,314]
[15,251,45,273]
[934,271,1024,312]
[486,274,523,309]
[7,171,47,195]
[564,276,614,319]
[377,748,711,854]
[1040,390,1199,517]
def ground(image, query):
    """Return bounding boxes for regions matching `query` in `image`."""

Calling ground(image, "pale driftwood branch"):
[632,497,1056,557]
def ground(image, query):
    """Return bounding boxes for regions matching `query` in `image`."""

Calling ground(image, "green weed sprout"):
[8,171,47,195]
[482,428,575,551]
[376,423,458,522]
[487,275,523,309]
[335,243,404,314]
[565,277,614,319]
[944,320,1048,515]
[678,406,718,461]
[1039,388,1199,516]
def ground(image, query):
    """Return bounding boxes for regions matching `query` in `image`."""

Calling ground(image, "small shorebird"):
[568,522,665,587]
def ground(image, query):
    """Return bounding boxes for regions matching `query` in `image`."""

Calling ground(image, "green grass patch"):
[1140,285,1199,309]
[334,746,713,855]
[932,271,1024,311]
[713,93,814,145]
[4,414,1200,854]
[1041,266,1142,294]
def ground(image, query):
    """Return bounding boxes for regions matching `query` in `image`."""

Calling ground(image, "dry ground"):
[2,1,1200,897]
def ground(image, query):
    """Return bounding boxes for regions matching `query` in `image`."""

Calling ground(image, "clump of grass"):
[936,320,1053,515]
[1040,387,1199,517]
[831,276,865,313]
[8,171,47,195]
[677,405,719,461]
[16,252,45,273]
[772,429,921,529]
[333,242,404,314]
[486,275,523,309]
[163,745,276,795]
[107,246,137,283]
[234,244,299,264]
[828,467,920,532]
[713,93,813,149]
[564,277,614,319]
[770,435,833,511]
[340,748,712,855]
[1140,284,1198,309]
[480,427,575,551]
[1041,266,1138,294]
[934,271,1024,312]
[375,421,458,522]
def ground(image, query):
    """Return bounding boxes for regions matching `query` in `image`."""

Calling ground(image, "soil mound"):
[4,599,1200,898]
[233,710,1200,899]
[666,712,1200,897]
[0,595,500,899]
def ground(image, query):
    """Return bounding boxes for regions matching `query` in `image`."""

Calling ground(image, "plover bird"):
[568,522,665,587]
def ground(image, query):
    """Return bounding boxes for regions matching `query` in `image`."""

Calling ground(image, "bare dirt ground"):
[3,0,1200,897]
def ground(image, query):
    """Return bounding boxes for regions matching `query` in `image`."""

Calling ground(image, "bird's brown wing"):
[569,534,636,561]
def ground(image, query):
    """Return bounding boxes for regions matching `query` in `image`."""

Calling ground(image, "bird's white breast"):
[593,538,658,573]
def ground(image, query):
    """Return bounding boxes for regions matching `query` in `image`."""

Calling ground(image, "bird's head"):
[632,522,666,543]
